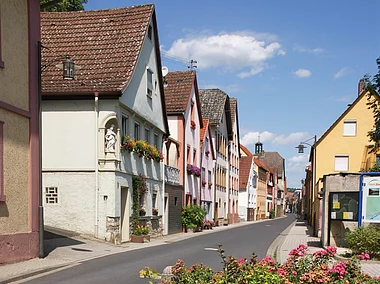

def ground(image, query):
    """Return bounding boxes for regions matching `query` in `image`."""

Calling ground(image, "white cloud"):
[286,154,310,174]
[293,45,324,55]
[334,67,350,79]
[162,31,285,78]
[241,131,310,146]
[294,68,312,78]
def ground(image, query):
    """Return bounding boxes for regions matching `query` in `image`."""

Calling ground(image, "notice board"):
[329,192,359,221]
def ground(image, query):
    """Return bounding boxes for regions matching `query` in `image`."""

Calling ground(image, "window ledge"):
[0,60,4,68]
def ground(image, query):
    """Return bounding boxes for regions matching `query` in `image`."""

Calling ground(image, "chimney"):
[358,78,365,96]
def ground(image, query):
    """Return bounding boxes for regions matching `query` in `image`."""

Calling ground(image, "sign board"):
[329,192,358,221]
[361,175,380,224]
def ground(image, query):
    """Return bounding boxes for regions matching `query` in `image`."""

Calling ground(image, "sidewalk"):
[269,218,380,277]
[0,218,274,284]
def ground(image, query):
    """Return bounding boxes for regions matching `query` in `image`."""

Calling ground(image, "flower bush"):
[140,244,380,283]
[181,205,206,230]
[121,135,163,162]
[133,225,149,236]
[186,164,201,177]
[152,207,158,215]
[345,225,380,260]
[202,179,207,186]
[139,207,146,216]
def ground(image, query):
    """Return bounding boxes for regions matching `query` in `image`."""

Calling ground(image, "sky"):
[84,0,380,188]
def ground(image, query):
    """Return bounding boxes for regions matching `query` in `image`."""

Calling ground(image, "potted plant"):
[139,206,146,216]
[152,207,158,216]
[193,166,201,177]
[190,120,196,129]
[187,164,194,175]
[205,150,210,156]
[131,225,150,243]
[202,179,207,187]
[208,181,212,189]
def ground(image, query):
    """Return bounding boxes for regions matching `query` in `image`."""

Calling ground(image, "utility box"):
[321,173,360,247]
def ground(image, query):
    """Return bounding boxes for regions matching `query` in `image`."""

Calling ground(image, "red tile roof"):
[164,70,196,112]
[240,144,253,156]
[254,157,270,172]
[239,156,253,189]
[41,4,154,94]
[200,119,209,144]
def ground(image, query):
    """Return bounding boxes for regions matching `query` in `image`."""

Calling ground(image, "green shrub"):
[345,225,380,258]
[181,205,206,229]
[269,209,275,219]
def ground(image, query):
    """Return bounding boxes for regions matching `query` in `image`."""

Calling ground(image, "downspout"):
[94,92,99,238]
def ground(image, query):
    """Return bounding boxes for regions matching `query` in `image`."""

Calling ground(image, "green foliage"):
[132,225,149,236]
[181,205,206,229]
[365,57,380,154]
[140,244,380,283]
[269,209,275,219]
[40,0,87,12]
[122,135,163,162]
[345,225,380,258]
[132,174,147,231]
[369,162,380,172]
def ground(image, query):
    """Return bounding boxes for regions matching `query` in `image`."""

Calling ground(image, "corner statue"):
[105,124,117,152]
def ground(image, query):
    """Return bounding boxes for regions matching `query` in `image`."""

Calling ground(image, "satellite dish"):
[162,66,169,77]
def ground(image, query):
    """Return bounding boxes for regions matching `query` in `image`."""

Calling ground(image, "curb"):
[266,219,296,263]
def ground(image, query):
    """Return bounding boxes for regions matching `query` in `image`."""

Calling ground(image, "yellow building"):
[0,0,40,263]
[312,86,379,237]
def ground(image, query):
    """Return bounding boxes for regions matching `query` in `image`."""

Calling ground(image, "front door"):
[121,186,130,242]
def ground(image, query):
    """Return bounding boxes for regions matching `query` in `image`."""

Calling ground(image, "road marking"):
[265,225,271,226]
[204,248,219,251]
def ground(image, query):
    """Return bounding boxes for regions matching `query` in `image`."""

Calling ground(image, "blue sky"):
[85,0,380,188]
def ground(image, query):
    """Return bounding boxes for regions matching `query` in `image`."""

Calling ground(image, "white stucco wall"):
[119,18,166,135]
[42,100,96,170]
[43,172,96,236]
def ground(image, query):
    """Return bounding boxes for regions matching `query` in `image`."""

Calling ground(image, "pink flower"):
[238,258,245,264]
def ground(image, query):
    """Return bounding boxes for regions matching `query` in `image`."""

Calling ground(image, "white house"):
[199,89,232,225]
[200,119,216,221]
[41,5,169,243]
[239,145,258,221]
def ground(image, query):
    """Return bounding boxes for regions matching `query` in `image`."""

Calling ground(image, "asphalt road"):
[24,215,295,284]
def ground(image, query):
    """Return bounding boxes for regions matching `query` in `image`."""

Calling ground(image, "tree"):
[40,0,87,12]
[365,57,380,154]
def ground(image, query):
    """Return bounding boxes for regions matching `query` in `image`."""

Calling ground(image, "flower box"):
[130,234,150,243]
[190,120,196,129]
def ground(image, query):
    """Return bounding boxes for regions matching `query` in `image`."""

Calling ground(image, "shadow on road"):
[44,226,84,256]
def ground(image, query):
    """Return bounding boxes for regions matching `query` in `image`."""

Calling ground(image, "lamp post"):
[295,135,317,233]
[37,41,78,258]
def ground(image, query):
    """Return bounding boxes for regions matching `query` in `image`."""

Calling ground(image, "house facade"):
[199,89,232,225]
[200,119,215,220]
[228,98,240,223]
[312,84,379,237]
[238,145,257,221]
[41,5,169,243]
[0,0,40,263]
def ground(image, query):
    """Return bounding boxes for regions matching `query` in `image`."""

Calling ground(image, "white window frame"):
[121,114,129,138]
[154,133,159,149]
[147,68,153,97]
[334,154,349,171]
[343,120,356,137]
[145,127,150,143]
[134,122,140,140]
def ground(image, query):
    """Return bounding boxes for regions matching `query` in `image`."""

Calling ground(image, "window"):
[205,137,209,152]
[343,120,356,136]
[134,122,140,140]
[193,149,197,165]
[202,167,205,179]
[147,24,152,40]
[0,121,4,201]
[376,154,380,164]
[334,155,349,171]
[121,115,129,138]
[145,127,150,143]
[187,146,190,164]
[208,170,212,182]
[152,192,157,208]
[147,69,153,96]
[45,187,58,204]
[154,133,159,149]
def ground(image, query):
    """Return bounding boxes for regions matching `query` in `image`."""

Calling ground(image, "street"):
[22,216,295,284]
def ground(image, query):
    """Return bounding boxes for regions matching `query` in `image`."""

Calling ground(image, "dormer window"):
[147,25,152,40]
